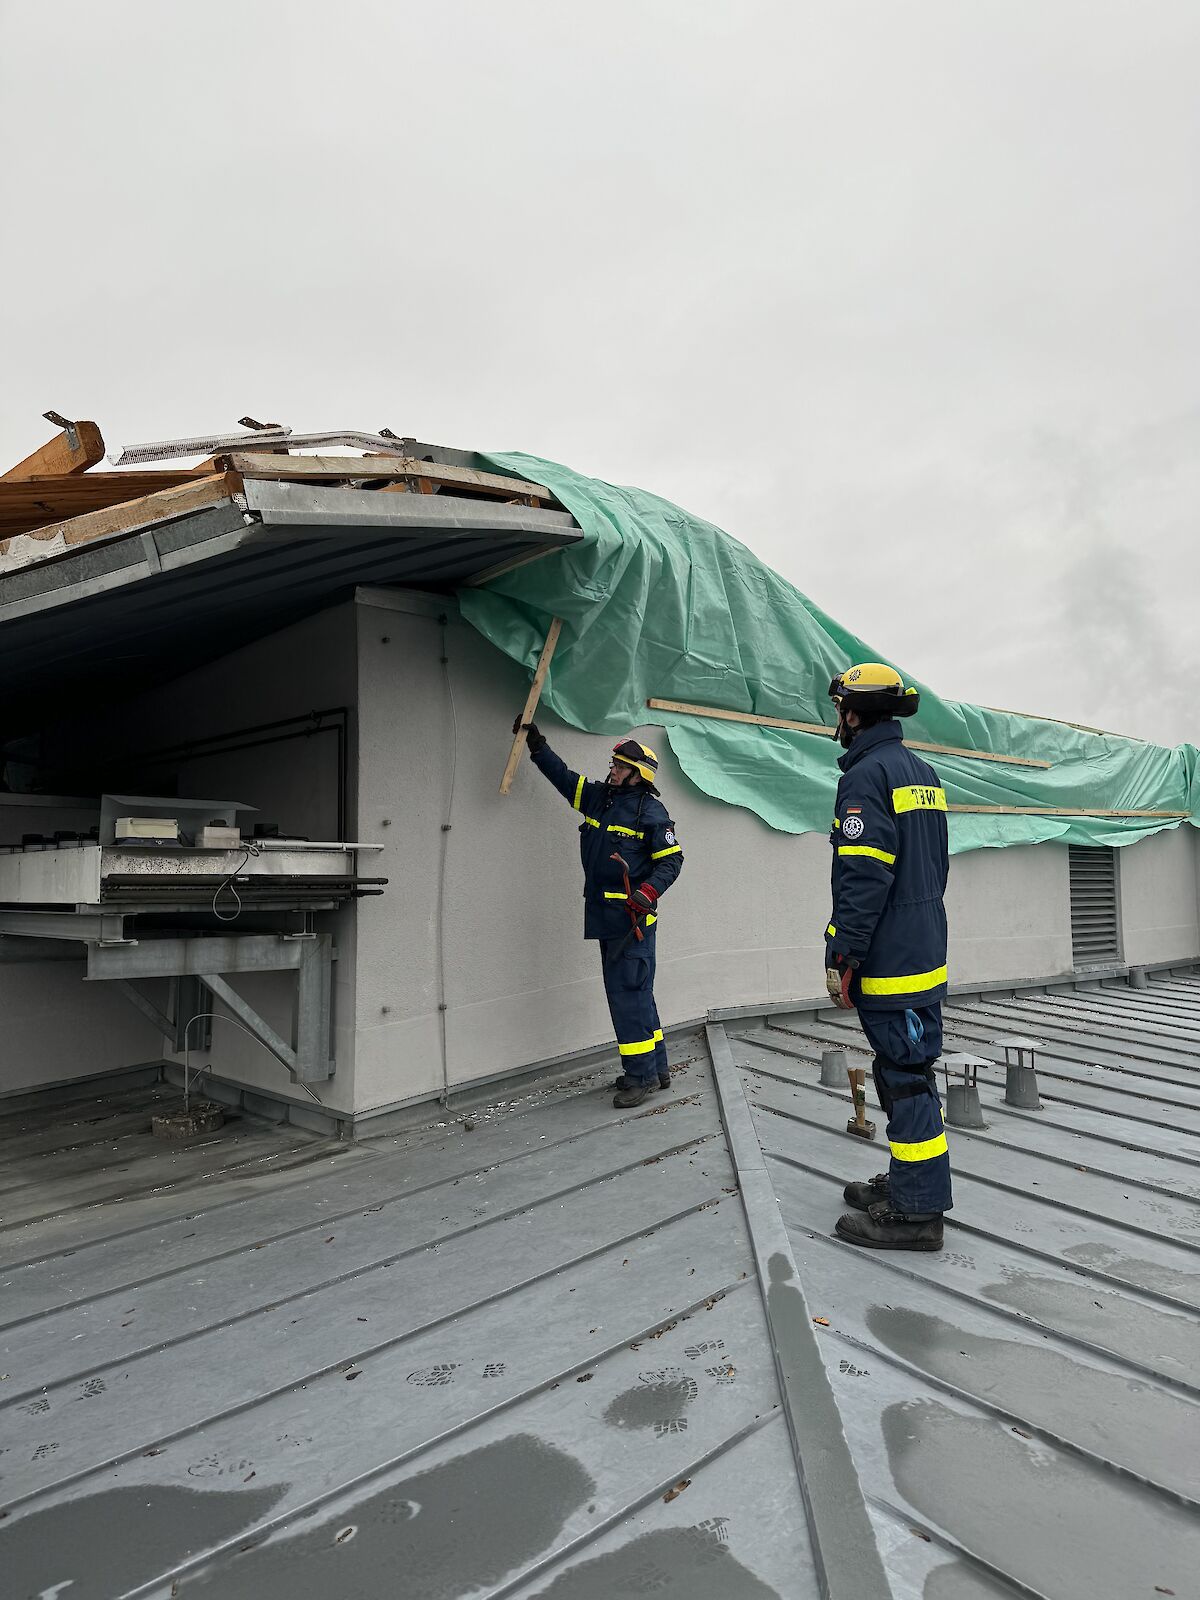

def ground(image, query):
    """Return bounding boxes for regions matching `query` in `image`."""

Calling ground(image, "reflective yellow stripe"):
[826,923,836,938]
[603,891,628,899]
[651,845,682,860]
[583,816,600,828]
[837,845,896,866]
[892,784,947,815]
[572,775,585,811]
[646,913,657,926]
[831,817,840,829]
[619,1037,657,1056]
[860,965,947,996]
[606,825,645,839]
[890,1131,949,1162]
[653,1028,663,1042]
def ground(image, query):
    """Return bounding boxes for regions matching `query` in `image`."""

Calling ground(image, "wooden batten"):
[645,698,1052,770]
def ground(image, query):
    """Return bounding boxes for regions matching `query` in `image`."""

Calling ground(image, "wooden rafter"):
[1,420,106,481]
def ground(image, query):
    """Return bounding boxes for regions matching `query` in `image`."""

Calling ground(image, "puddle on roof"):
[2,1481,288,1599]
[182,1433,594,1598]
[1060,1241,1200,1304]
[882,1399,1198,1600]
[529,1525,780,1599]
[867,1304,1198,1494]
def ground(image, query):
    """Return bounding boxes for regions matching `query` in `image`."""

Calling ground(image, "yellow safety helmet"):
[828,662,920,717]
[611,737,660,784]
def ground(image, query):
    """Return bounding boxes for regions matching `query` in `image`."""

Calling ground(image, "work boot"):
[612,1072,672,1092]
[835,1201,943,1251]
[613,1080,655,1109]
[842,1172,890,1212]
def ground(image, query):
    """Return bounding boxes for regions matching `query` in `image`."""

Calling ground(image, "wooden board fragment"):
[1,473,240,562]
[0,471,197,538]
[1,420,106,481]
[645,698,1052,770]
[500,618,564,795]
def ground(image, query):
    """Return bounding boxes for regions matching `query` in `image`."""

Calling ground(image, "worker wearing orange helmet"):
[824,663,953,1251]
[513,721,684,1107]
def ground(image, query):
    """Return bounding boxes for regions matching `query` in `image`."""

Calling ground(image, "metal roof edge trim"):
[706,1021,892,1600]
[242,477,580,537]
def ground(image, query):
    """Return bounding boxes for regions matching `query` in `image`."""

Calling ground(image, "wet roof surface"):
[3,973,1199,1599]
[0,1042,826,1599]
[728,972,1200,1600]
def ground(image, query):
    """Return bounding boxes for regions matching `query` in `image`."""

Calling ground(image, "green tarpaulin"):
[460,454,1200,855]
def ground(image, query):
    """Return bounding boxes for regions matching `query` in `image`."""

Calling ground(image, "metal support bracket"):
[88,932,333,1082]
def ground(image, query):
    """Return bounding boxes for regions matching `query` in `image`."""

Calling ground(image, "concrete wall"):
[0,604,361,1111]
[1118,825,1200,967]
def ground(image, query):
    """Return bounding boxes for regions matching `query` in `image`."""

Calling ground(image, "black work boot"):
[613,1080,655,1109]
[612,1072,672,1092]
[842,1172,890,1212]
[835,1201,943,1251]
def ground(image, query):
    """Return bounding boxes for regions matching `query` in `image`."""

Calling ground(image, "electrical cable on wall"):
[436,613,458,1107]
[181,1010,323,1106]
[211,841,262,922]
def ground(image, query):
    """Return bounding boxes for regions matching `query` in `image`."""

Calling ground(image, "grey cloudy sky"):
[2,1,1197,743]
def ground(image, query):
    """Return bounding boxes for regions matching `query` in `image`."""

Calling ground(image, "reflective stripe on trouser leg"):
[599,939,660,1085]
[857,1006,951,1214]
[871,1060,952,1213]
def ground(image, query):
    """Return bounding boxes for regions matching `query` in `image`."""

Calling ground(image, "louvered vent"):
[1069,845,1121,968]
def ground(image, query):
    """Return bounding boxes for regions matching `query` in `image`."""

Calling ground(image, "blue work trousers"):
[598,934,668,1086]
[858,1004,953,1215]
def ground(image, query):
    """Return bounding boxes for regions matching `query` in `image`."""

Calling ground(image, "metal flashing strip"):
[705,1021,892,1600]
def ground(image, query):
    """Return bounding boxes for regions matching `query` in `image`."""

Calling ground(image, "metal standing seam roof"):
[1,972,1198,1598]
[727,971,1200,1600]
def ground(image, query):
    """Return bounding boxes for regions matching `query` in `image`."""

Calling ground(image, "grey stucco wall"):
[350,595,1119,1113]
[1118,824,1200,967]
[944,843,1073,986]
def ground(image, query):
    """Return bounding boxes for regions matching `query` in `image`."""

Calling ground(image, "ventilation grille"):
[1069,845,1121,968]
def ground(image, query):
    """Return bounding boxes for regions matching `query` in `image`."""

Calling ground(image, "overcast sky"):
[2,2,1197,743]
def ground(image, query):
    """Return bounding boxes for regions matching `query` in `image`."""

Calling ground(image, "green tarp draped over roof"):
[459,453,1200,855]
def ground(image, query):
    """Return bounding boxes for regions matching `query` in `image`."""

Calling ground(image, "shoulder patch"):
[841,815,865,841]
[663,828,676,845]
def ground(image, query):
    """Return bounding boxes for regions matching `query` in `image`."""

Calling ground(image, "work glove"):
[629,884,658,914]
[512,717,547,754]
[825,954,858,1010]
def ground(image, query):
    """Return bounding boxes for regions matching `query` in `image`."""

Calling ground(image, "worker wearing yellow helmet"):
[512,720,684,1108]
[824,662,953,1250]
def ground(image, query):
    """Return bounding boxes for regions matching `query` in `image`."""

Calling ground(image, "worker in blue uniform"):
[823,663,953,1251]
[513,721,685,1108]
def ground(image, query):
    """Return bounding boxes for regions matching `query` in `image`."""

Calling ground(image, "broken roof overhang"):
[0,480,580,731]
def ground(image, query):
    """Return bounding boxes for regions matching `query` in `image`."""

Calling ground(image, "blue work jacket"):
[825,721,949,1011]
[532,744,684,939]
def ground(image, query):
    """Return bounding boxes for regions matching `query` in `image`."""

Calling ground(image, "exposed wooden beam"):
[500,618,564,795]
[0,471,198,537]
[646,698,1052,770]
[1,420,105,481]
[1,472,240,557]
